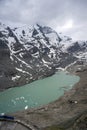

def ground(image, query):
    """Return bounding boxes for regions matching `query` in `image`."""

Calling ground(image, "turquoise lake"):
[0,71,80,114]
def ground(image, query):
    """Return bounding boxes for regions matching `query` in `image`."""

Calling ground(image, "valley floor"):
[0,65,87,130]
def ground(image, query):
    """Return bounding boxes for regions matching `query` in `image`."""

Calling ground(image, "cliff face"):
[0,22,87,90]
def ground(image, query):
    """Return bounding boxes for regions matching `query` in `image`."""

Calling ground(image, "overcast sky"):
[0,0,87,40]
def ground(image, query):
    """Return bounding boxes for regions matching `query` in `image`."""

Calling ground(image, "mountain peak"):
[0,22,87,90]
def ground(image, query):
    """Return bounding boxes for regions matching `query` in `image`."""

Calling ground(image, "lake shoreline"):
[10,64,87,130]
[0,70,79,114]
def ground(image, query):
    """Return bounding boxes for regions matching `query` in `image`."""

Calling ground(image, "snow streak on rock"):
[0,22,87,89]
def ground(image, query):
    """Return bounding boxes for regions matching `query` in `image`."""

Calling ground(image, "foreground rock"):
[10,65,87,130]
[0,120,29,130]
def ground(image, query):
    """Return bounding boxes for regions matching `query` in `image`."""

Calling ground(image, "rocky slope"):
[0,22,87,90]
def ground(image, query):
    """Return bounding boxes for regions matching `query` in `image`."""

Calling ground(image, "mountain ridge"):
[0,22,87,90]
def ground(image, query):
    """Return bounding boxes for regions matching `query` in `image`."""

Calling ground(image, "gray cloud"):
[0,0,87,40]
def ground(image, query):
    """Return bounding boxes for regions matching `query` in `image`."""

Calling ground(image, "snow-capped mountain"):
[0,22,87,90]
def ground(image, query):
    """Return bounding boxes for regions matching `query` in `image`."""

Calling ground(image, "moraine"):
[0,71,79,114]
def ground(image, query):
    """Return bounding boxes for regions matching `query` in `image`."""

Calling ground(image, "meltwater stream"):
[0,71,80,114]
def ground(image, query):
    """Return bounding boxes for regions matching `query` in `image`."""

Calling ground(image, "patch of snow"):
[40,38,50,48]
[78,68,81,70]
[8,37,15,44]
[19,52,24,58]
[0,23,8,33]
[16,67,30,75]
[32,52,39,58]
[12,75,21,81]
[50,48,55,53]
[15,60,17,63]
[30,77,33,79]
[60,40,74,52]
[13,54,32,69]
[13,49,23,54]
[25,105,28,110]
[42,59,51,65]
[24,44,32,51]
[20,96,25,100]
[75,52,87,61]
[74,101,78,104]
[49,48,57,59]
[45,32,59,47]
[10,55,14,61]
[20,64,23,67]
[57,67,65,71]
[36,64,40,67]
[13,25,33,43]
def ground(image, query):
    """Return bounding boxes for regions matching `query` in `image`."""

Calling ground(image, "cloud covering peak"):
[0,0,87,40]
